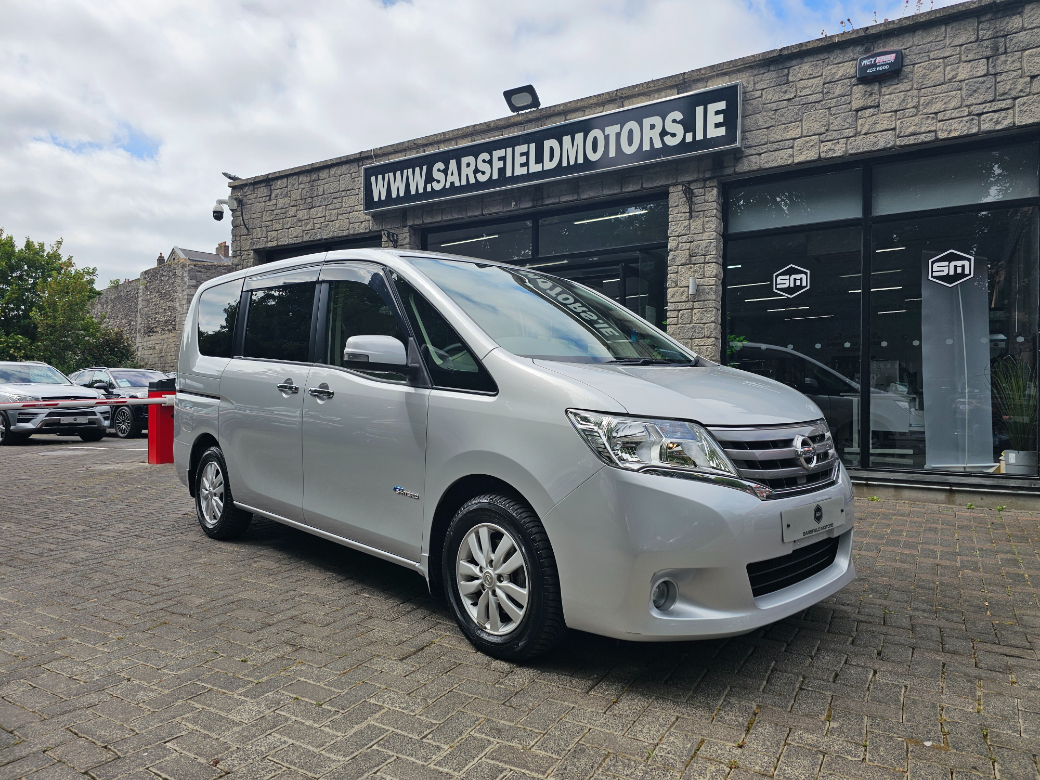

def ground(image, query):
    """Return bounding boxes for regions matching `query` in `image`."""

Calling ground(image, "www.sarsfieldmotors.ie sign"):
[363,82,741,212]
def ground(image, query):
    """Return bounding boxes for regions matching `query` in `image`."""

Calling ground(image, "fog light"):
[651,579,677,611]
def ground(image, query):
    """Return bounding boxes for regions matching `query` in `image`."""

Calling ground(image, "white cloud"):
[0,0,959,285]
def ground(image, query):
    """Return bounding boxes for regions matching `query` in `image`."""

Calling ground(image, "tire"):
[112,406,140,439]
[194,445,253,540]
[78,430,105,442]
[0,413,10,446]
[442,494,565,661]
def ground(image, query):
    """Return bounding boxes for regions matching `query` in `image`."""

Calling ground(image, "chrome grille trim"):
[708,420,838,499]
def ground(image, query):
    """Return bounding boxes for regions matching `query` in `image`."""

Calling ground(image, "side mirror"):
[343,335,408,367]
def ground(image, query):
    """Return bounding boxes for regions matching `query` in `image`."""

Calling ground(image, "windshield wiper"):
[605,358,692,366]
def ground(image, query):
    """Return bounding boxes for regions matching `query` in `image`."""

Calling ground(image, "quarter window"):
[393,278,496,393]
[242,283,316,363]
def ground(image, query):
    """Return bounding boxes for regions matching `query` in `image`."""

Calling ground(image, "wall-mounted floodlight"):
[504,85,541,113]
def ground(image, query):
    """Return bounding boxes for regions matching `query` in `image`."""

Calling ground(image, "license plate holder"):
[782,496,846,543]
[69,417,88,425]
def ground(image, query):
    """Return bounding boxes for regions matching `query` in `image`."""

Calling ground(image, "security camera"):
[211,197,237,221]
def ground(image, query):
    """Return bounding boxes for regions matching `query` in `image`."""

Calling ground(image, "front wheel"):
[194,446,252,540]
[442,494,565,661]
[112,406,140,439]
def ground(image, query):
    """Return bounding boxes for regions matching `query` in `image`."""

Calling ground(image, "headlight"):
[567,410,773,499]
[567,410,737,476]
[0,394,38,404]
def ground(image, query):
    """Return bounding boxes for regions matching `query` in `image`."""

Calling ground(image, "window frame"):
[235,266,322,366]
[722,134,1040,474]
[312,261,416,385]
[420,193,670,263]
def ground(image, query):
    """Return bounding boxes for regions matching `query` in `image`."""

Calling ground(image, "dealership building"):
[227,0,1040,502]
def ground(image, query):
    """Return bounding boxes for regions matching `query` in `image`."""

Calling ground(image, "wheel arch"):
[426,474,532,600]
[187,433,219,497]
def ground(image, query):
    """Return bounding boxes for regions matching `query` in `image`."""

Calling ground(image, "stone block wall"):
[91,259,231,371]
[229,0,1040,361]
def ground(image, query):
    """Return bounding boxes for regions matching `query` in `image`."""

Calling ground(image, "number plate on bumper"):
[782,496,846,543]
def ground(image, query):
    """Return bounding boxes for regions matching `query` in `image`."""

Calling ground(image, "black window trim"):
[234,274,322,366]
[420,192,670,260]
[310,261,427,387]
[386,269,499,396]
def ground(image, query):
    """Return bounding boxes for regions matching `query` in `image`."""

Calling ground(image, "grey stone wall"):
[229,0,1039,361]
[91,259,230,372]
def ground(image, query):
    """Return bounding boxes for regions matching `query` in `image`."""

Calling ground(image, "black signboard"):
[363,82,741,212]
[857,50,903,81]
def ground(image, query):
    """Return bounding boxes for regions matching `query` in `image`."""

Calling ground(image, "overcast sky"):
[0,0,958,286]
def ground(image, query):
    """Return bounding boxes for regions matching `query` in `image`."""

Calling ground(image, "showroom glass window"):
[423,199,669,329]
[725,144,1040,476]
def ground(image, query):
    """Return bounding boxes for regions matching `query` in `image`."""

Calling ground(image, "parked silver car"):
[174,249,855,659]
[0,361,107,444]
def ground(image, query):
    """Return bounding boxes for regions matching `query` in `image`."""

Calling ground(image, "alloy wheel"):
[198,461,225,528]
[456,522,529,636]
[114,407,133,437]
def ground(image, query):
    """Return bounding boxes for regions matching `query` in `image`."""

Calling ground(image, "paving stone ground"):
[3,436,1040,779]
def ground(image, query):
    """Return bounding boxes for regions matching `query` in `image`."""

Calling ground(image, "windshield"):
[0,364,70,384]
[409,257,693,364]
[110,369,166,388]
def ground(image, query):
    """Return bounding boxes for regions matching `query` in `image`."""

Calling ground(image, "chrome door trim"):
[234,502,424,572]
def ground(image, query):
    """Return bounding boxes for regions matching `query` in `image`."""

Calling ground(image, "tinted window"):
[243,283,316,363]
[197,281,243,358]
[426,220,532,262]
[539,201,668,256]
[393,278,496,393]
[325,276,408,382]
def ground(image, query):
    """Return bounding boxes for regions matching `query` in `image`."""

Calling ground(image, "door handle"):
[308,384,334,400]
[276,379,299,394]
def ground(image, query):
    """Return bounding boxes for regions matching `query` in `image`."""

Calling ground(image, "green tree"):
[0,230,66,343]
[31,261,136,374]
[0,228,137,372]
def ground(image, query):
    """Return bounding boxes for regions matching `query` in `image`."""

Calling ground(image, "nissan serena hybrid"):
[174,249,855,660]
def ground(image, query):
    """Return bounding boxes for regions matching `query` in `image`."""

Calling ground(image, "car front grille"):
[708,420,838,499]
[746,535,841,598]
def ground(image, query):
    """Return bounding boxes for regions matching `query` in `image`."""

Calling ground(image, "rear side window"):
[243,283,317,363]
[394,278,496,393]
[197,281,243,358]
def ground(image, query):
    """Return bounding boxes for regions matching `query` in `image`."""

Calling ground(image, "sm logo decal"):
[773,264,810,298]
[928,250,974,287]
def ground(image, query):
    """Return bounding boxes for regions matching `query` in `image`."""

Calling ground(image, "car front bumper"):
[7,407,107,435]
[543,463,856,641]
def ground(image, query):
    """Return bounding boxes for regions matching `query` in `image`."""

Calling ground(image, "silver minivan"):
[174,249,855,660]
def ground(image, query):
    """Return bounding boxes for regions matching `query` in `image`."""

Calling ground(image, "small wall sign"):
[857,50,903,80]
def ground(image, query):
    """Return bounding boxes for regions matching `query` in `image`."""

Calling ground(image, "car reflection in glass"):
[728,343,923,463]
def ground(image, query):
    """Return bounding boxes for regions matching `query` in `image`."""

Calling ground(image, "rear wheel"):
[78,430,105,442]
[442,494,565,661]
[112,406,140,439]
[194,446,252,540]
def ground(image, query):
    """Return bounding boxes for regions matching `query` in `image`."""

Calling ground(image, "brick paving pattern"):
[2,437,1040,778]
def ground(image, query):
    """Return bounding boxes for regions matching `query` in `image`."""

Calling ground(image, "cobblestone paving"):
[3,437,1040,779]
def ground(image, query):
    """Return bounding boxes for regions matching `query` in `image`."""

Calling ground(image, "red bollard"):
[147,378,176,465]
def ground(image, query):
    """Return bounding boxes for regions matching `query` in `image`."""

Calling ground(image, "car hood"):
[0,383,102,400]
[533,361,825,426]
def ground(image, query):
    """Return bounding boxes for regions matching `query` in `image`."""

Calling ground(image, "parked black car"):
[69,367,169,439]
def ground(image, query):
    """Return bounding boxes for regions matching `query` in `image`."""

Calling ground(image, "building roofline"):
[230,0,1013,189]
